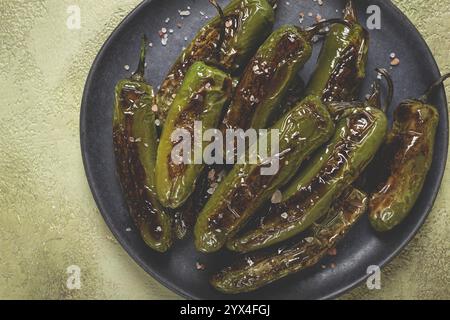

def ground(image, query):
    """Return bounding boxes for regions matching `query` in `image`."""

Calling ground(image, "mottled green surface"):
[0,0,448,300]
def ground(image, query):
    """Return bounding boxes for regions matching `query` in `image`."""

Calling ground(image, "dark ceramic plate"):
[80,0,448,299]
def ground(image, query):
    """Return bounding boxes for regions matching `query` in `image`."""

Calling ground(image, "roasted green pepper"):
[220,19,347,133]
[113,37,172,252]
[228,78,388,253]
[221,24,312,132]
[194,95,335,253]
[155,0,276,123]
[304,0,369,103]
[368,74,448,232]
[155,61,232,209]
[211,187,368,294]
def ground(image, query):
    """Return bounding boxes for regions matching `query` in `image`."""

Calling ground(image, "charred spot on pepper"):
[167,78,216,179]
[271,32,308,66]
[157,29,221,111]
[395,101,418,123]
[168,151,187,179]
[162,13,239,85]
[322,44,361,102]
[222,31,307,131]
[179,77,216,121]
[119,86,146,110]
[208,173,277,231]
[394,101,436,129]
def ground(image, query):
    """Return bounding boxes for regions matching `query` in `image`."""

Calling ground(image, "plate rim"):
[80,0,449,300]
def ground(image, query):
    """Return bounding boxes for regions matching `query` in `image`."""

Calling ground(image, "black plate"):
[80,0,448,299]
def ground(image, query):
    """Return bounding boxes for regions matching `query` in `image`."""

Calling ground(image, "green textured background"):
[0,0,449,300]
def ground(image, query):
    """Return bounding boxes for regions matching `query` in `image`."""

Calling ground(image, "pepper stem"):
[131,35,148,82]
[418,73,450,103]
[209,0,226,59]
[304,19,352,39]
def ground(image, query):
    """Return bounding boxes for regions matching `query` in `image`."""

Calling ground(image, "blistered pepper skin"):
[221,25,313,133]
[228,105,387,253]
[304,0,369,103]
[155,0,275,122]
[113,40,173,252]
[211,187,368,294]
[194,95,335,253]
[155,62,232,209]
[369,101,439,232]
